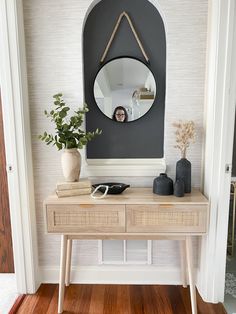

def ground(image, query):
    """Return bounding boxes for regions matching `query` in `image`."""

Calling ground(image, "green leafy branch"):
[38,93,102,150]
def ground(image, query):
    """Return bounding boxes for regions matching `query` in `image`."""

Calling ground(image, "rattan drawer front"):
[126,204,208,233]
[46,205,125,233]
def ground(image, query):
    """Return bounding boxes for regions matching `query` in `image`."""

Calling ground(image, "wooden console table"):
[44,188,209,314]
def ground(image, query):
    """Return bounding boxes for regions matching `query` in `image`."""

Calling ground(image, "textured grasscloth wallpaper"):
[23,0,207,269]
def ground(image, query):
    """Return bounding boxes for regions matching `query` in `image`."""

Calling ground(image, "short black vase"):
[174,179,185,197]
[176,158,191,193]
[153,173,173,195]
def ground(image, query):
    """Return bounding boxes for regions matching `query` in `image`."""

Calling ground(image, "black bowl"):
[92,183,130,194]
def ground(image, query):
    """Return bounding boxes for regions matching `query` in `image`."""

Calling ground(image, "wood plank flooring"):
[0,91,14,272]
[15,284,226,314]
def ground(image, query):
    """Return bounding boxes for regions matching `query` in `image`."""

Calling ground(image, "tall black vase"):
[176,158,191,193]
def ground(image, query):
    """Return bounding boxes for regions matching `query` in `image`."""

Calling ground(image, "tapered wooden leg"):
[180,240,187,288]
[58,235,68,314]
[65,239,72,286]
[186,236,197,314]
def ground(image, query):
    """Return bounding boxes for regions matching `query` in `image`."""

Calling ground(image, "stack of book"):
[56,178,91,198]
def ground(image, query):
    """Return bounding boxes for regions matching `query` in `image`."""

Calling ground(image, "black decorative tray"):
[92,183,130,194]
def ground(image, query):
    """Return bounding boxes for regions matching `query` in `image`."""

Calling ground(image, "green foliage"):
[38,93,102,150]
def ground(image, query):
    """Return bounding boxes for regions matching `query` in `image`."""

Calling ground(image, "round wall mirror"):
[93,58,156,122]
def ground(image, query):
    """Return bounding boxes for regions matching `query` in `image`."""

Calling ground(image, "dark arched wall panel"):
[84,0,166,158]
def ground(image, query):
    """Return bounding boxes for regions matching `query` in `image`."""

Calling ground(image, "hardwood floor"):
[0,91,14,273]
[15,284,226,314]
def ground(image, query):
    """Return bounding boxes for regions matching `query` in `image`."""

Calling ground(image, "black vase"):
[153,173,173,195]
[174,179,185,197]
[176,158,191,193]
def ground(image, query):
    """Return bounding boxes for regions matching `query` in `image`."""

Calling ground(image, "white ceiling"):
[98,58,154,91]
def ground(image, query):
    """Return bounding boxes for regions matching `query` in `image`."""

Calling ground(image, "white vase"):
[61,148,81,182]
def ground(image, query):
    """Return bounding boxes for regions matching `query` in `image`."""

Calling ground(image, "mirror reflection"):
[94,58,156,122]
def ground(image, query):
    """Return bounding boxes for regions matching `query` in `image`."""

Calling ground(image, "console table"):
[44,188,209,314]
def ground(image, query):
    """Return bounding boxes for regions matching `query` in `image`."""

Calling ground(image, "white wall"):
[23,0,208,278]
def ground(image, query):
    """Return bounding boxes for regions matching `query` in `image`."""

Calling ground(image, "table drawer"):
[126,204,208,233]
[46,204,125,233]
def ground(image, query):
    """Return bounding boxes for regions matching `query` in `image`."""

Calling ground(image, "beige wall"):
[23,0,207,270]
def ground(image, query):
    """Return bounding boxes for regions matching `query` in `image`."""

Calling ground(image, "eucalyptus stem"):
[38,93,102,150]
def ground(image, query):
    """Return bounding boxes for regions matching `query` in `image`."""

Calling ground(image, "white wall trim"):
[83,158,166,177]
[199,0,236,303]
[0,0,39,293]
[40,265,189,285]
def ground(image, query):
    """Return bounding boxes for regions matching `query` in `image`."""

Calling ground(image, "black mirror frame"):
[92,56,157,123]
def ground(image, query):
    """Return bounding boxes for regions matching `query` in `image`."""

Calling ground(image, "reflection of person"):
[112,106,128,122]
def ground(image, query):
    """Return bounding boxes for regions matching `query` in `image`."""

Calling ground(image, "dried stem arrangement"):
[173,120,195,158]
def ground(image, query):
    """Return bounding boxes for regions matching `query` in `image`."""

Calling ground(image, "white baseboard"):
[40,265,184,285]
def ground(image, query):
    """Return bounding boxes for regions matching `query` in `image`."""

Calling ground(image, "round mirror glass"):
[93,58,156,122]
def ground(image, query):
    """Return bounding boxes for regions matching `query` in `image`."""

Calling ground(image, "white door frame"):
[0,0,39,293]
[197,0,236,303]
[0,0,235,300]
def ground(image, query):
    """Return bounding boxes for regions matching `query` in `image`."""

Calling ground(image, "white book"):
[56,179,91,191]
[56,187,92,198]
